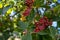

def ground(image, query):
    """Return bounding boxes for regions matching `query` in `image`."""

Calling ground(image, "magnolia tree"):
[0,0,60,40]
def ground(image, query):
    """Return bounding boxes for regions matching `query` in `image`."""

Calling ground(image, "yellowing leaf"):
[4,3,9,7]
[7,8,12,14]
[13,18,17,22]
[2,0,5,2]
[0,3,3,8]
[14,23,17,28]
[13,7,16,10]
[20,5,23,8]
[53,0,57,2]
[20,15,26,21]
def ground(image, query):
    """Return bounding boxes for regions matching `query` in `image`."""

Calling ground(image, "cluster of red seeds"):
[25,0,34,7]
[34,16,52,32]
[23,0,34,16]
[23,7,32,16]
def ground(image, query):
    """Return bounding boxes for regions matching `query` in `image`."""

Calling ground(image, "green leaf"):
[37,29,49,35]
[49,27,57,40]
[54,5,60,12]
[58,21,60,27]
[0,9,2,15]
[38,32,48,35]
[3,31,10,40]
[18,21,29,30]
[34,0,44,7]
[44,10,53,19]
[28,24,35,32]
[41,35,52,40]
[2,5,12,14]
[26,8,36,22]
[22,32,32,40]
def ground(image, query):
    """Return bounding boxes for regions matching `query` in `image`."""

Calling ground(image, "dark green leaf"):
[2,5,12,14]
[26,8,36,22]
[49,27,57,39]
[22,32,32,40]
[18,21,29,30]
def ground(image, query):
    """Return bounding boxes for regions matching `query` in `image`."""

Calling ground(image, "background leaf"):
[22,32,32,40]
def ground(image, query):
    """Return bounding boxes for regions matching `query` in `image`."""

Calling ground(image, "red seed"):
[34,16,52,32]
[25,0,34,7]
[23,7,31,16]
